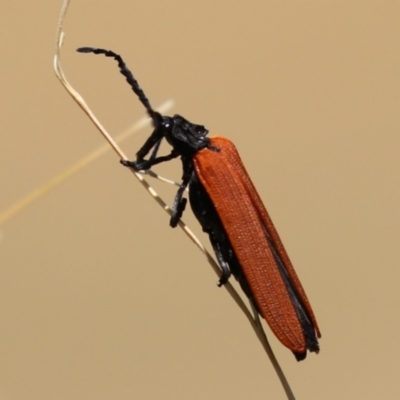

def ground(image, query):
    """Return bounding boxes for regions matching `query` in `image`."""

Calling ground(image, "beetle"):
[77,47,321,360]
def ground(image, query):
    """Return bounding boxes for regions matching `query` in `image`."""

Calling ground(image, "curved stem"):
[54,1,295,398]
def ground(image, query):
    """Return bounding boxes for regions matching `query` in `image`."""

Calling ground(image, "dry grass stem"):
[53,1,295,398]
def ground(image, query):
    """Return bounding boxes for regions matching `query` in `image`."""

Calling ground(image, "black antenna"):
[77,47,161,125]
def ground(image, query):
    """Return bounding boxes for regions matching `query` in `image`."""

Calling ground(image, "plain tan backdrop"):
[1,1,399,399]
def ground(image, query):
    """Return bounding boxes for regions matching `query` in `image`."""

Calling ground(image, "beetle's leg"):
[209,236,232,286]
[170,167,193,227]
[121,149,179,171]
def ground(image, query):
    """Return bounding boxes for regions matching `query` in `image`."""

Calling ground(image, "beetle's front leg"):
[121,149,179,171]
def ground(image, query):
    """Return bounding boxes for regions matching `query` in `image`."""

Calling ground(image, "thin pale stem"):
[54,1,294,398]
[250,301,296,400]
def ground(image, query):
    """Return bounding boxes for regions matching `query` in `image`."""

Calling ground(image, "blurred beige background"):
[1,1,399,399]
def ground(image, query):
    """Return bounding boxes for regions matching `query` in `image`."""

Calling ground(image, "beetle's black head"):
[158,114,209,154]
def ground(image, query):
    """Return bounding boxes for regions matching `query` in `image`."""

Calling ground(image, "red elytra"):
[194,136,321,354]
